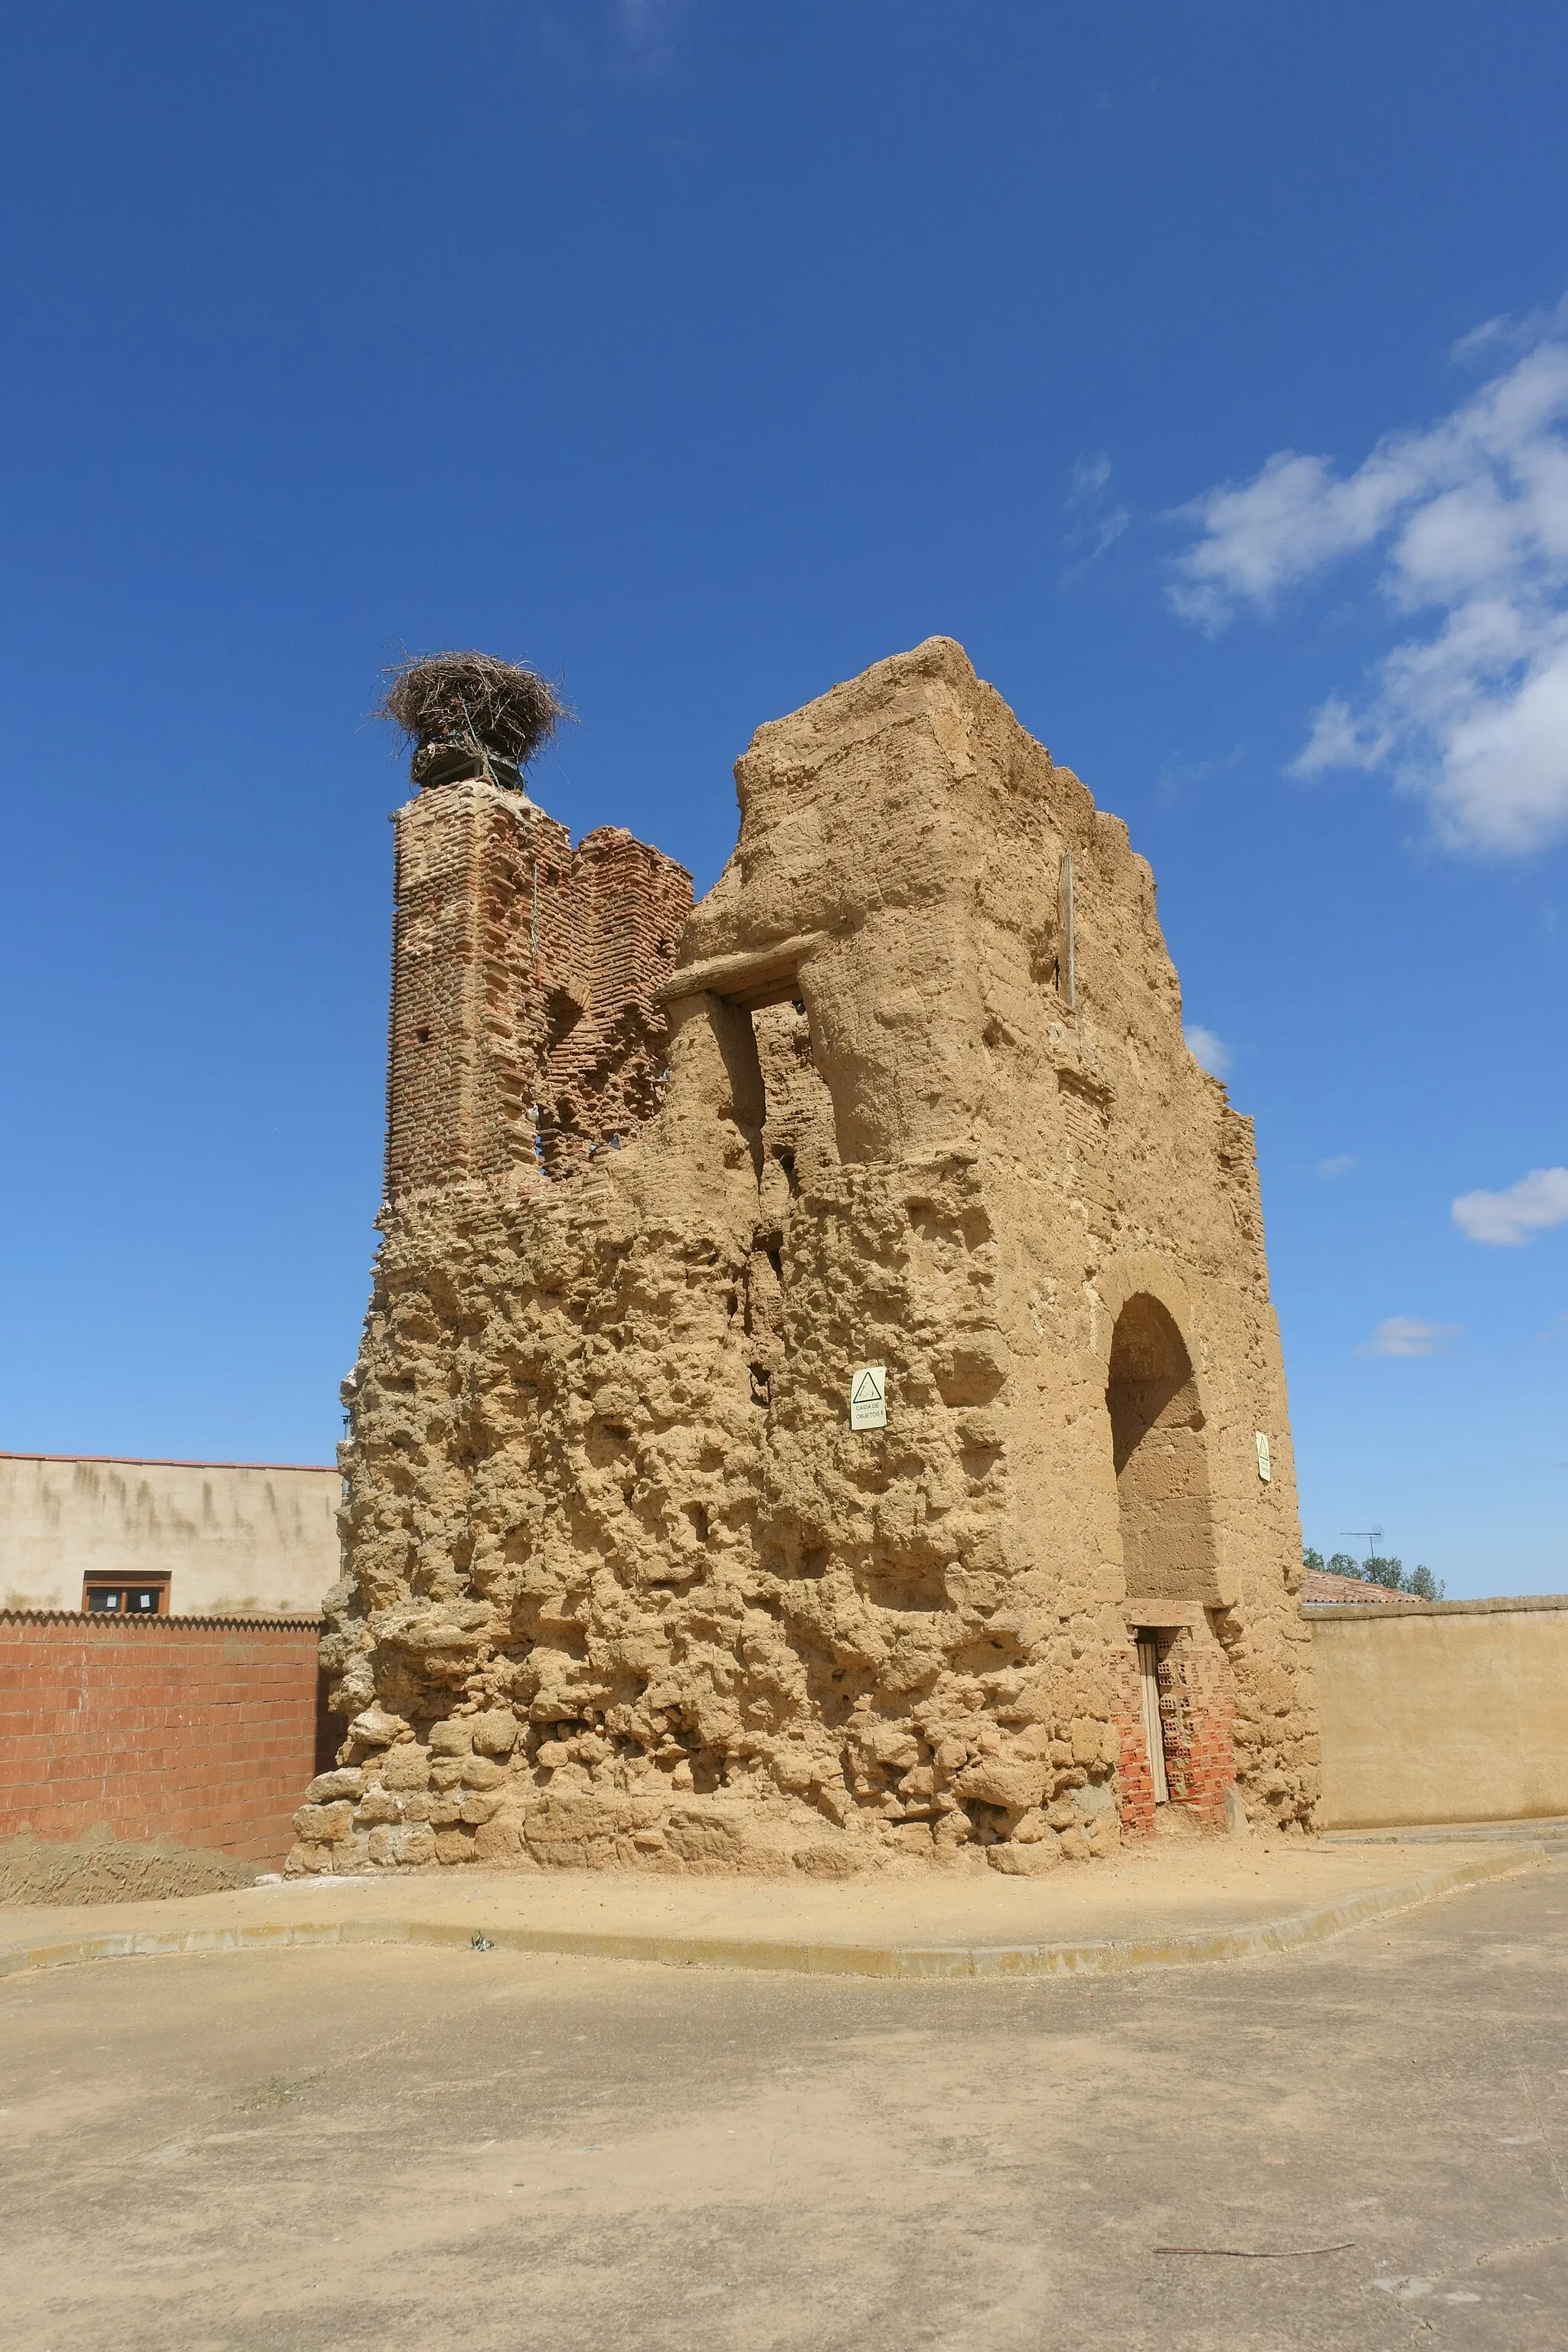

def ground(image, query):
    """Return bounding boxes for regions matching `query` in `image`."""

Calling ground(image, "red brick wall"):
[1158,1628,1236,1827]
[547,825,697,1171]
[1113,1627,1236,1837]
[386,783,571,1198]
[0,1611,326,1865]
[1112,1647,1158,1838]
[386,779,694,1200]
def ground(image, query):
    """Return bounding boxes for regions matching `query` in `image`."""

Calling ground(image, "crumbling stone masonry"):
[297,638,1320,1878]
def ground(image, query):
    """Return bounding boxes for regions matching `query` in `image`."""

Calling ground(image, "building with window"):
[1,1452,341,1619]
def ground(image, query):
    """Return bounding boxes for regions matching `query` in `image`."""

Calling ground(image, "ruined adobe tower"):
[295,639,1318,1877]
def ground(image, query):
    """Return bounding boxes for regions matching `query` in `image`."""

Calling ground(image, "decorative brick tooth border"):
[0,1610,322,1632]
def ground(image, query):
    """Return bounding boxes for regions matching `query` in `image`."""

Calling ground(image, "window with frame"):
[82,1576,170,1615]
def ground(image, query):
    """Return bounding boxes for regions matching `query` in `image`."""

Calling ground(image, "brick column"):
[386,781,573,1200]
[1157,1625,1236,1828]
[1112,1645,1158,1838]
[1113,1626,1236,1835]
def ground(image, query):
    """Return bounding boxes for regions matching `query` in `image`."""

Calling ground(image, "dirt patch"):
[0,1828,255,1906]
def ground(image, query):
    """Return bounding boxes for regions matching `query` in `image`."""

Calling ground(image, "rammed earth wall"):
[308,639,1318,1880]
[1310,1596,1568,1828]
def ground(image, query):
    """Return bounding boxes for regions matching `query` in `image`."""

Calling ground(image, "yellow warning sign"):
[850,1365,887,1430]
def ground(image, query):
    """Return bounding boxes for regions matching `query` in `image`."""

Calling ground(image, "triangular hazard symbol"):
[851,1371,882,1402]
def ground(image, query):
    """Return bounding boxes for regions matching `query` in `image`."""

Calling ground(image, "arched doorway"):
[1106,1293,1236,1835]
[1106,1293,1217,1606]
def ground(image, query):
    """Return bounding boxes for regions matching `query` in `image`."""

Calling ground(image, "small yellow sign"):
[850,1365,887,1431]
[1255,1431,1272,1482]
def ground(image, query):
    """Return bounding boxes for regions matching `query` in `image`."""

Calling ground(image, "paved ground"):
[0,1835,1534,1981]
[3,1860,1566,2351]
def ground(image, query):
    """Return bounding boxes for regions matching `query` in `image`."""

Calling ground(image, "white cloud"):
[1360,1317,1461,1357]
[1452,1166,1568,1245]
[1064,452,1130,569]
[1317,1154,1357,1178]
[1070,453,1113,501]
[1170,304,1568,854]
[1451,302,1567,363]
[612,0,685,70]
[1184,1024,1230,1078]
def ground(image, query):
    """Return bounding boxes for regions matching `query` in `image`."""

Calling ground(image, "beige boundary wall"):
[1308,1595,1568,1828]
[0,1454,341,1619]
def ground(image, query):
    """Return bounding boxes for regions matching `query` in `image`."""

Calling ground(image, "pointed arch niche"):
[1106,1292,1219,1606]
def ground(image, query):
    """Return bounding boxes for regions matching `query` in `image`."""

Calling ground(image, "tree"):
[1301,1547,1446,1598]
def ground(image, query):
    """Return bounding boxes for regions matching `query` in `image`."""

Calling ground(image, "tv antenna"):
[1341,1527,1383,1569]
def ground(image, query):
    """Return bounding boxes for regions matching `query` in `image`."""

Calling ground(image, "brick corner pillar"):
[385,779,573,1201]
[1112,1645,1158,1840]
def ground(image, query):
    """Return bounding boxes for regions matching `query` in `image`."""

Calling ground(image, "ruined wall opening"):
[1115,1619,1236,1834]
[706,988,841,1421]
[1106,1293,1218,1605]
[1134,1632,1169,1804]
[752,998,838,1194]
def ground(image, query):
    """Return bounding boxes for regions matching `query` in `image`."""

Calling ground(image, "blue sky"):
[0,3,1563,1594]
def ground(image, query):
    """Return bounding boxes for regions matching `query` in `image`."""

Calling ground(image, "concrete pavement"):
[3,1846,1567,2348]
[0,1833,1540,1983]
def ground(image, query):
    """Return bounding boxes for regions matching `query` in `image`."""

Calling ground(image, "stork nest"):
[377,650,570,784]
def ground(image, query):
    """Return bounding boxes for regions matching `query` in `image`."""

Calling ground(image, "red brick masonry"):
[1299,1566,1411,1607]
[1112,1648,1158,1840]
[1112,1627,1236,1838]
[387,781,692,1197]
[1156,1628,1236,1828]
[0,1610,327,1866]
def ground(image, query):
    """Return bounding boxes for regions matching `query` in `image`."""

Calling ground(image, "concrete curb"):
[0,1847,1540,1985]
[1322,1818,1568,1847]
